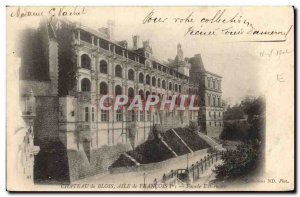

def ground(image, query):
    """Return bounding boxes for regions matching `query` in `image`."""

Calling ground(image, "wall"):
[67,144,131,182]
[34,96,60,145]
[110,148,208,174]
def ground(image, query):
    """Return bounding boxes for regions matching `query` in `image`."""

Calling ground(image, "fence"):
[153,151,223,184]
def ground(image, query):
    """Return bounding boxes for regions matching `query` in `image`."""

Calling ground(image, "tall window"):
[115,85,122,96]
[99,82,108,95]
[157,78,161,87]
[152,76,156,87]
[140,111,144,121]
[81,54,91,69]
[179,85,181,93]
[128,69,135,81]
[132,111,137,121]
[128,111,136,121]
[128,87,135,99]
[99,60,108,74]
[218,98,221,107]
[169,82,172,91]
[81,78,91,92]
[92,107,95,122]
[115,65,122,78]
[146,91,150,100]
[208,95,211,106]
[139,90,144,100]
[116,110,123,122]
[213,80,216,89]
[162,80,166,89]
[147,111,151,121]
[85,107,89,122]
[208,78,211,88]
[175,84,178,92]
[139,73,144,83]
[146,75,150,85]
[213,97,216,107]
[214,112,216,118]
[101,110,109,122]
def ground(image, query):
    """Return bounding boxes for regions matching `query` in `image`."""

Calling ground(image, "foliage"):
[221,96,265,142]
[214,96,265,182]
[220,121,248,141]
[55,20,78,96]
[213,143,260,181]
[224,96,265,121]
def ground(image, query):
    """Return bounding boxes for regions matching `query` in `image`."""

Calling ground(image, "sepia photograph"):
[6,6,294,192]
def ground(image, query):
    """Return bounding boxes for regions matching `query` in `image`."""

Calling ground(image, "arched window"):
[146,91,150,100]
[169,82,173,91]
[146,75,150,85]
[139,89,144,100]
[99,82,108,95]
[81,54,91,69]
[152,76,156,87]
[115,85,122,96]
[115,65,122,78]
[162,80,166,89]
[128,87,135,98]
[175,84,178,92]
[81,78,91,92]
[157,78,161,87]
[128,69,135,81]
[99,60,108,74]
[139,73,144,83]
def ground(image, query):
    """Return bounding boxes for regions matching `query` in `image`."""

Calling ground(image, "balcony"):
[77,92,92,102]
[77,123,91,131]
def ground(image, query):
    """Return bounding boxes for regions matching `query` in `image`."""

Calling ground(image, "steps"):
[197,132,225,151]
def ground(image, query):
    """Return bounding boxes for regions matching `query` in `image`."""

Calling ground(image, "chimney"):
[143,40,150,48]
[107,20,115,40]
[132,35,139,50]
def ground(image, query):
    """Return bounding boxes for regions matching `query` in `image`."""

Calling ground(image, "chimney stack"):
[107,20,115,40]
[132,35,139,50]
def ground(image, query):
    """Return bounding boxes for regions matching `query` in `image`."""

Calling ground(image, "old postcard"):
[6,6,294,192]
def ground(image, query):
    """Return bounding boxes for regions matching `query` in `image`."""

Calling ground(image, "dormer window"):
[145,52,150,58]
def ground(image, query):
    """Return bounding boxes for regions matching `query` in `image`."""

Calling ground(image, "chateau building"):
[19,19,223,182]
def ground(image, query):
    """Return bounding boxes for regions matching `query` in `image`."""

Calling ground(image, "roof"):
[110,127,211,168]
[189,54,206,72]
[189,54,222,78]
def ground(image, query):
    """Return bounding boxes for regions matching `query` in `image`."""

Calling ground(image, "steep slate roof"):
[189,54,206,73]
[110,127,211,168]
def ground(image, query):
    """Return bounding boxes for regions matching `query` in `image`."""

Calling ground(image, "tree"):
[213,143,259,181]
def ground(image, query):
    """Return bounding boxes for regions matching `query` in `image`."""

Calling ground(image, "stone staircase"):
[197,132,225,151]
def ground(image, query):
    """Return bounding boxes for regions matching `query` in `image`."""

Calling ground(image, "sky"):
[77,7,265,105]
[8,7,294,105]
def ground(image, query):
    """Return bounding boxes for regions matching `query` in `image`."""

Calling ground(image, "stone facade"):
[18,18,223,182]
